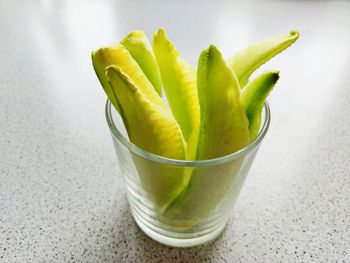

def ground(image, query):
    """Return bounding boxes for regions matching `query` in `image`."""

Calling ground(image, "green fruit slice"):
[152,28,200,160]
[162,158,246,228]
[196,45,249,160]
[163,45,249,227]
[227,30,299,88]
[121,30,162,97]
[106,65,189,210]
[92,43,166,112]
[242,71,279,142]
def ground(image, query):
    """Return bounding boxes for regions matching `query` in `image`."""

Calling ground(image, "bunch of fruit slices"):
[92,28,299,227]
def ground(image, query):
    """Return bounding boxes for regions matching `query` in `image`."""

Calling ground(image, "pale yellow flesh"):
[92,43,166,111]
[106,65,190,210]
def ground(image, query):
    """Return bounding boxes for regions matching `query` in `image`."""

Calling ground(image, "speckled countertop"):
[1,0,350,262]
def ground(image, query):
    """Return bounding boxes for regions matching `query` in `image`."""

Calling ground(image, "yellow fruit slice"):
[106,65,190,211]
[92,43,166,111]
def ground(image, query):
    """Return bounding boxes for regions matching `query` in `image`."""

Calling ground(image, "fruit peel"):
[92,43,166,112]
[153,28,200,160]
[163,45,249,226]
[196,45,249,160]
[106,65,190,210]
[121,30,163,96]
[227,30,299,88]
[242,71,279,142]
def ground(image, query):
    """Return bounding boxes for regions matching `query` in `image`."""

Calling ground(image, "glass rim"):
[105,99,270,167]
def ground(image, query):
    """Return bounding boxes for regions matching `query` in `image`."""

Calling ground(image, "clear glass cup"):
[105,99,270,247]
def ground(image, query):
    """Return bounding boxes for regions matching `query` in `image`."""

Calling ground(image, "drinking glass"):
[105,99,270,247]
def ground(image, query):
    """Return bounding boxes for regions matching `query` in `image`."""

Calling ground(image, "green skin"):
[163,45,249,226]
[153,28,200,160]
[121,31,162,97]
[196,45,249,160]
[227,30,299,88]
[242,71,280,142]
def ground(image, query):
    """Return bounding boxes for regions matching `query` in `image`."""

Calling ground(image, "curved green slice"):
[242,71,279,142]
[106,65,189,210]
[163,158,246,228]
[121,30,162,96]
[196,45,249,160]
[92,43,166,112]
[163,45,249,228]
[227,30,299,88]
[152,28,200,160]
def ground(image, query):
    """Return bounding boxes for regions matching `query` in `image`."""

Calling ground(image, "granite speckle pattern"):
[1,0,350,262]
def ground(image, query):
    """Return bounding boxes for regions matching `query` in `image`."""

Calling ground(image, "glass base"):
[130,206,228,247]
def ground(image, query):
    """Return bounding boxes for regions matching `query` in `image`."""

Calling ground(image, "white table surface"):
[1,0,350,262]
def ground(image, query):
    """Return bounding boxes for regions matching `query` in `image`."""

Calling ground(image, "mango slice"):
[196,45,249,160]
[121,30,162,96]
[227,30,299,88]
[106,65,190,210]
[242,71,279,142]
[92,43,166,112]
[163,45,249,227]
[152,28,200,160]
[91,44,120,112]
[163,158,246,228]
